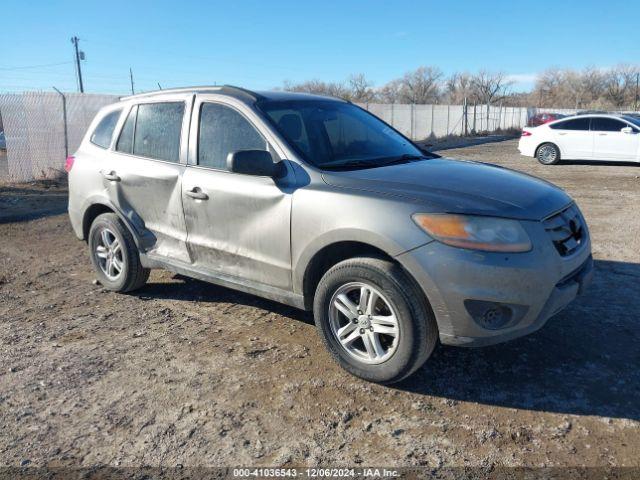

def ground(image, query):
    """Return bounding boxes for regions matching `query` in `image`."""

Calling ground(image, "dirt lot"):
[1,139,639,471]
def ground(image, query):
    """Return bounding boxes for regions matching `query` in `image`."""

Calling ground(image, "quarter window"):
[550,118,590,131]
[198,103,268,170]
[90,110,121,148]
[591,117,627,132]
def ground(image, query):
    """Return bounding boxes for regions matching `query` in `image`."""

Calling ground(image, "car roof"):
[546,113,632,125]
[120,85,345,104]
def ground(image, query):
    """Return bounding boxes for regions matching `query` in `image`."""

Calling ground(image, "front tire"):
[313,257,438,384]
[88,213,149,292]
[536,142,560,165]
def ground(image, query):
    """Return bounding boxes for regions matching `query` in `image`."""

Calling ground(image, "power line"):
[0,61,73,71]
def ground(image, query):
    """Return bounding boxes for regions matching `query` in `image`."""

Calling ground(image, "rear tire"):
[88,213,149,292]
[313,257,438,384]
[536,142,560,165]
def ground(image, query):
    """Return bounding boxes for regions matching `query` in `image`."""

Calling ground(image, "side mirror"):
[227,150,276,177]
[621,126,634,134]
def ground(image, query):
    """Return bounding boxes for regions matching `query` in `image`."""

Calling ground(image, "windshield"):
[257,99,425,169]
[623,115,640,128]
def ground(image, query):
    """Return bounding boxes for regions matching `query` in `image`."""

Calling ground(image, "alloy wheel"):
[538,144,557,164]
[328,282,400,364]
[94,227,124,280]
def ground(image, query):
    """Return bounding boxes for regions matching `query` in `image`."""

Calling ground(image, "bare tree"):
[533,68,564,107]
[395,66,442,104]
[604,64,639,108]
[280,79,350,99]
[280,64,640,110]
[347,73,375,102]
[470,71,512,105]
[445,72,474,104]
[376,79,403,103]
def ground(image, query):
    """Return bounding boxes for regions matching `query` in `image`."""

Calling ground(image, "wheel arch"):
[81,199,144,250]
[301,241,393,309]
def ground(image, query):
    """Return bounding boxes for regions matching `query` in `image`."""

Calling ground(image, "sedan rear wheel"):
[536,143,560,165]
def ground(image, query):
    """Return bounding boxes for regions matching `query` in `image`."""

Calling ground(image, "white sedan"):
[519,114,640,164]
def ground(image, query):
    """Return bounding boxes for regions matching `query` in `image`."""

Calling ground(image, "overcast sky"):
[1,0,637,94]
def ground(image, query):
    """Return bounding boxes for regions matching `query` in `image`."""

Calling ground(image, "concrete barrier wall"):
[357,103,530,140]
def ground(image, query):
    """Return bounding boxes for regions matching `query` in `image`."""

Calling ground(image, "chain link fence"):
[0,92,118,182]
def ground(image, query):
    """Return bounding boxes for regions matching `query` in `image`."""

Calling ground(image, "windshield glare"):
[258,100,423,169]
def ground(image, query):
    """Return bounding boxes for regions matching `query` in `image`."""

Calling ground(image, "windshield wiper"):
[376,154,429,166]
[321,160,376,171]
[321,154,432,171]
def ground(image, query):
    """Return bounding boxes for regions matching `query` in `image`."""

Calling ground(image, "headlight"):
[412,213,532,253]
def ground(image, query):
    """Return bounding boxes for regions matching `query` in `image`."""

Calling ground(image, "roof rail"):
[120,84,264,102]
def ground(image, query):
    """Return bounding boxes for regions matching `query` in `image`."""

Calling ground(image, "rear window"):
[134,102,185,162]
[550,118,590,131]
[115,102,185,162]
[90,110,121,148]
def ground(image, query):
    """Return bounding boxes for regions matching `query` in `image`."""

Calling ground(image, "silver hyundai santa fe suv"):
[67,86,593,384]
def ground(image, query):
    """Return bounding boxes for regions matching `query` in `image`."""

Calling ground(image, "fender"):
[292,227,431,295]
[79,194,154,251]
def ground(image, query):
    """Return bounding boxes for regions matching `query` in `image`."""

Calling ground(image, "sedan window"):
[591,117,628,132]
[550,118,590,131]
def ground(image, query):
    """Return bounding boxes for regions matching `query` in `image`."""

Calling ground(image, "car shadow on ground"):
[134,274,314,325]
[136,260,639,420]
[398,259,640,420]
[559,159,639,167]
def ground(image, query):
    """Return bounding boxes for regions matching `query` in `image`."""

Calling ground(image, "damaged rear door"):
[107,94,192,263]
[181,96,292,290]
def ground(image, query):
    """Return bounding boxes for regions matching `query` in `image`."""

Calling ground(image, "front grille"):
[543,204,586,256]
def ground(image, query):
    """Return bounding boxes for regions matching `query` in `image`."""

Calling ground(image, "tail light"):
[521,130,532,137]
[64,155,75,172]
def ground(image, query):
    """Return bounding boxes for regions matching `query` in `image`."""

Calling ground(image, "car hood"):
[321,158,571,220]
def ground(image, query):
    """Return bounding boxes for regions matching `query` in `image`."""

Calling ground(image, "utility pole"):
[129,68,135,95]
[635,73,639,112]
[70,36,84,93]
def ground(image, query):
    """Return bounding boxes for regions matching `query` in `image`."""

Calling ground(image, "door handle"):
[558,132,567,135]
[185,187,209,200]
[101,170,121,182]
[598,133,607,136]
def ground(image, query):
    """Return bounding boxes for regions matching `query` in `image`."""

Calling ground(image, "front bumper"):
[396,220,592,347]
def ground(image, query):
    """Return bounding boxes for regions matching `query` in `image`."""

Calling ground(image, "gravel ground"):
[0,140,639,471]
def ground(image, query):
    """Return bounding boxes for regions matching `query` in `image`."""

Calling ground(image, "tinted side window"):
[133,102,185,162]
[591,117,627,132]
[116,106,136,154]
[550,118,590,131]
[90,110,121,148]
[198,103,267,169]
